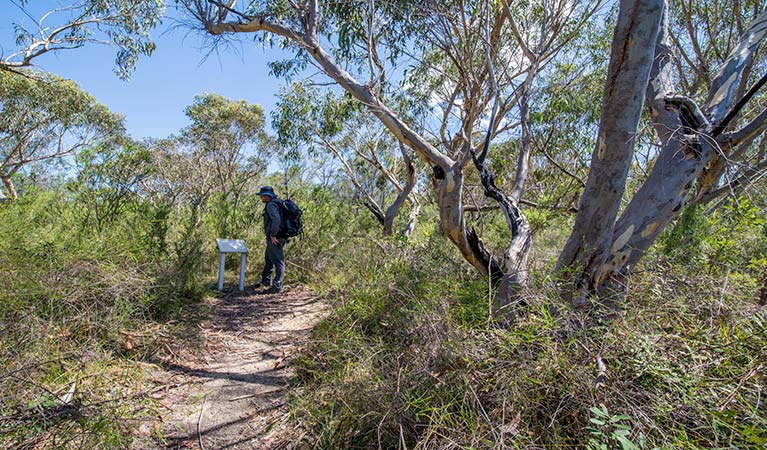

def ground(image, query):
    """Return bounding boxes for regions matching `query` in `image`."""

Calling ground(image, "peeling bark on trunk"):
[599,7,767,287]
[436,168,499,277]
[363,198,386,226]
[597,4,706,286]
[1,174,17,200]
[470,91,533,316]
[557,0,664,305]
[472,154,533,316]
[585,6,767,296]
[602,139,708,285]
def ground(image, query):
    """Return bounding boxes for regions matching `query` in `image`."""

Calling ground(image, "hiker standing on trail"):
[255,186,285,294]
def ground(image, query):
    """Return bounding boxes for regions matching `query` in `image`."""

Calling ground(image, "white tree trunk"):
[600,7,767,288]
[557,0,665,304]
[562,2,767,301]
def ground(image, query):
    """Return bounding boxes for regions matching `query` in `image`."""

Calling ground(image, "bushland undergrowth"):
[0,188,203,448]
[1,180,765,449]
[0,180,380,447]
[286,197,767,449]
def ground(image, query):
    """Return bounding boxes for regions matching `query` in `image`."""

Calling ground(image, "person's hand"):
[271,236,279,245]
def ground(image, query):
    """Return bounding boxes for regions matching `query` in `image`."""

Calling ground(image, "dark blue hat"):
[256,186,275,197]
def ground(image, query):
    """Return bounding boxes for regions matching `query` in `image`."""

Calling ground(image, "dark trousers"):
[261,239,285,290]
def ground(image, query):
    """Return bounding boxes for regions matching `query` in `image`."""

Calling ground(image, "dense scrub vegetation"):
[4,172,765,448]
[0,186,205,447]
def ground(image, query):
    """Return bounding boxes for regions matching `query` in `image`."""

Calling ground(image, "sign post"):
[215,239,248,291]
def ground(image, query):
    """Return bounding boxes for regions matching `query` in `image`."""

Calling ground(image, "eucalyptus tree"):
[141,137,215,210]
[0,0,164,78]
[0,69,124,200]
[74,140,154,232]
[180,93,270,236]
[181,0,601,313]
[273,83,420,236]
[667,0,767,207]
[558,0,767,304]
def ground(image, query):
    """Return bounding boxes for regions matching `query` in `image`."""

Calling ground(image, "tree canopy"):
[0,69,124,199]
[0,0,164,78]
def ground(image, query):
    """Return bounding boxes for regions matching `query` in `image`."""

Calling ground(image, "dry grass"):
[286,232,767,449]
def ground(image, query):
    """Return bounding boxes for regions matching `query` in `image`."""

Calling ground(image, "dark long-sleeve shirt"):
[263,198,282,239]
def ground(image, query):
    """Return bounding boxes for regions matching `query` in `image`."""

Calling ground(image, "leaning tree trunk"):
[557,0,665,305]
[472,150,533,316]
[435,165,499,276]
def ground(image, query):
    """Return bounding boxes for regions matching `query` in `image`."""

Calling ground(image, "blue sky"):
[0,2,296,140]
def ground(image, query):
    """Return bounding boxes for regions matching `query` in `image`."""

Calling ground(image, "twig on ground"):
[595,355,607,389]
[197,393,208,450]
[228,387,286,402]
[577,340,608,390]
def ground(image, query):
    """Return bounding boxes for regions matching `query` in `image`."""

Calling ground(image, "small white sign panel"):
[216,238,248,254]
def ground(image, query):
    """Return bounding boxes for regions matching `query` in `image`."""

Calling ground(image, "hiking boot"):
[252,281,270,289]
[258,286,282,295]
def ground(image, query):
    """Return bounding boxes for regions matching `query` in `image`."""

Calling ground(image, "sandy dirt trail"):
[134,287,327,450]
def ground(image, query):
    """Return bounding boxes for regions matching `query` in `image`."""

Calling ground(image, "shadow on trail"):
[208,286,318,334]
[139,285,325,450]
[158,361,288,386]
[162,389,286,450]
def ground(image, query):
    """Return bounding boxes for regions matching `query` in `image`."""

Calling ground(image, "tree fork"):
[598,6,767,294]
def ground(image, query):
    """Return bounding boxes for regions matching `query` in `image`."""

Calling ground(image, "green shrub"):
[0,188,207,447]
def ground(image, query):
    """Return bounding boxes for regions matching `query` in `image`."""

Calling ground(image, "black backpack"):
[277,198,304,238]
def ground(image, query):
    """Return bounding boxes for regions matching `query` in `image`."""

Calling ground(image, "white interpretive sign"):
[216,239,248,291]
